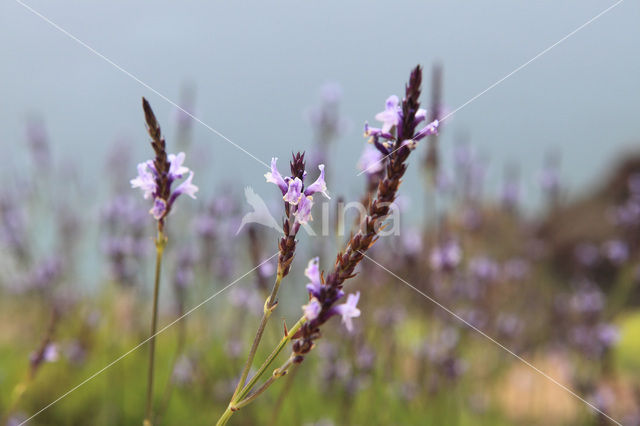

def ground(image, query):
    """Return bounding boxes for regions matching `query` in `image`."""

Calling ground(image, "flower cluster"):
[130,99,198,225]
[265,157,329,225]
[364,93,439,157]
[291,65,427,364]
[131,152,198,220]
[301,257,361,332]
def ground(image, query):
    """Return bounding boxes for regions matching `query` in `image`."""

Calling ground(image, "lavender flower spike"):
[131,152,198,221]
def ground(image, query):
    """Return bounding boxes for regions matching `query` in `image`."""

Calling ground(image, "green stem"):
[234,356,295,410]
[268,362,299,426]
[215,316,305,426]
[235,317,304,402]
[144,230,166,426]
[230,273,282,401]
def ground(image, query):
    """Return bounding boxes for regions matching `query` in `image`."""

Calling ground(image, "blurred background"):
[1,1,640,425]
[1,0,639,209]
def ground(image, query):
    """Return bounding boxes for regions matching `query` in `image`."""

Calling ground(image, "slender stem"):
[144,230,166,426]
[216,317,305,426]
[235,316,304,402]
[230,273,282,401]
[268,362,299,426]
[234,356,295,410]
[216,406,235,426]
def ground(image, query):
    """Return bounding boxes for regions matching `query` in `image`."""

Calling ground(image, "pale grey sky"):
[1,0,639,212]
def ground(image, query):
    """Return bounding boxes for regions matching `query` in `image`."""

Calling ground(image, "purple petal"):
[304,164,330,199]
[264,157,288,194]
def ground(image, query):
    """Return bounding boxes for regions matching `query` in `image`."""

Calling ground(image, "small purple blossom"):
[150,198,167,220]
[413,119,439,141]
[603,239,629,265]
[131,162,156,200]
[364,94,438,156]
[283,177,303,205]
[265,157,329,226]
[469,256,499,282]
[305,257,322,297]
[294,195,314,224]
[264,157,288,194]
[375,95,401,133]
[333,292,361,332]
[130,152,198,221]
[305,164,330,199]
[357,145,384,175]
[574,243,600,267]
[172,171,198,200]
[303,298,322,321]
[430,240,462,271]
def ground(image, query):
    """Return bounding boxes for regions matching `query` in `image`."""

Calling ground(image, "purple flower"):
[603,239,628,265]
[305,257,322,296]
[42,343,60,362]
[265,157,329,226]
[168,152,189,179]
[333,292,361,332]
[150,198,167,220]
[131,152,198,221]
[283,177,303,205]
[364,94,438,156]
[469,256,499,282]
[303,298,322,321]
[264,157,288,194]
[131,162,157,200]
[413,119,439,141]
[172,171,198,199]
[574,243,600,267]
[375,95,401,133]
[357,145,384,175]
[294,195,313,224]
[430,240,462,271]
[305,164,330,199]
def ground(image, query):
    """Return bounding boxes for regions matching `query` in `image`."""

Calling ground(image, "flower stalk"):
[144,230,166,426]
[132,98,198,425]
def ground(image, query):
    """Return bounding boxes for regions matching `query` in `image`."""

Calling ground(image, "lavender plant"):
[130,98,198,426]
[216,65,438,424]
[222,152,329,417]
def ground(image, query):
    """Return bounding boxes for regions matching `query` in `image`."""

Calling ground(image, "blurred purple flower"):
[375,95,401,133]
[303,298,322,321]
[469,256,499,282]
[603,239,629,265]
[430,240,462,271]
[574,243,600,267]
